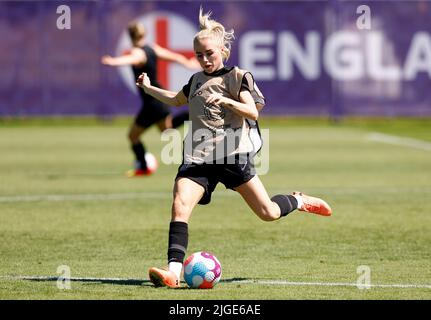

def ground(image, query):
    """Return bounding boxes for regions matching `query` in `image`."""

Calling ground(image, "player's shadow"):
[25,277,151,286]
[25,277,250,287]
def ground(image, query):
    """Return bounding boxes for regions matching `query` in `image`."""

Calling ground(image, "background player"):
[101,21,200,176]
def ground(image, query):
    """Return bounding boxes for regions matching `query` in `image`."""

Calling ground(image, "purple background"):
[1,0,430,117]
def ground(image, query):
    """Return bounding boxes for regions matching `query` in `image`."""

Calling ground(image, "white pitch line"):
[0,192,169,203]
[367,132,431,151]
[0,192,238,203]
[234,279,431,289]
[2,186,431,204]
[1,275,430,289]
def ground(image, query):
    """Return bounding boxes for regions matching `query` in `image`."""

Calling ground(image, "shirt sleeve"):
[181,75,194,101]
[240,72,265,107]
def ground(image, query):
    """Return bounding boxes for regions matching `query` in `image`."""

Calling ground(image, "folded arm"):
[206,90,259,121]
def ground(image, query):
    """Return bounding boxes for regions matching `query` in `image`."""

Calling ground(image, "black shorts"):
[175,156,255,205]
[135,96,170,128]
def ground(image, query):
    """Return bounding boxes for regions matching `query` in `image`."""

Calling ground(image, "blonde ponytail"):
[194,7,235,61]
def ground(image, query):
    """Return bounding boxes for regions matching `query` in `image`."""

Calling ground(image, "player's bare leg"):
[126,123,153,177]
[234,176,282,221]
[128,123,146,145]
[235,176,331,219]
[149,178,205,288]
[157,115,172,132]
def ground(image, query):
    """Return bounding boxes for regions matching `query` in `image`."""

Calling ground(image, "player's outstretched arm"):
[153,44,201,70]
[136,73,187,107]
[101,48,147,67]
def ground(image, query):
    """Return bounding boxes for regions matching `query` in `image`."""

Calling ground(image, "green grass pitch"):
[0,117,430,299]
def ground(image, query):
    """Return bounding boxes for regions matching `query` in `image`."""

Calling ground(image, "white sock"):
[293,194,304,209]
[168,261,183,279]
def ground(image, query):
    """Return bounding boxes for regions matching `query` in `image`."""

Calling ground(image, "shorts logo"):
[115,12,197,93]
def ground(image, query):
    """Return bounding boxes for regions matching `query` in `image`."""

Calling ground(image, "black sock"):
[172,111,189,129]
[271,195,298,217]
[167,221,188,264]
[131,142,147,170]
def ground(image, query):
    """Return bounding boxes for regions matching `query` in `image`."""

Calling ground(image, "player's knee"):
[257,204,279,222]
[128,131,140,143]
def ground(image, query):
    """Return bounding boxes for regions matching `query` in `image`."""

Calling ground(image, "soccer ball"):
[144,152,158,174]
[183,251,222,289]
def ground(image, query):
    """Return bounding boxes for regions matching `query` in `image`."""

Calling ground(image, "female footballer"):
[136,8,332,287]
[101,22,200,177]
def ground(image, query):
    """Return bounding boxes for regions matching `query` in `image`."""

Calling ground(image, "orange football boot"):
[125,168,154,178]
[148,267,180,288]
[293,191,332,216]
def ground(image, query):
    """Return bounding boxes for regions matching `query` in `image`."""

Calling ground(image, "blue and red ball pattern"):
[183,251,222,289]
